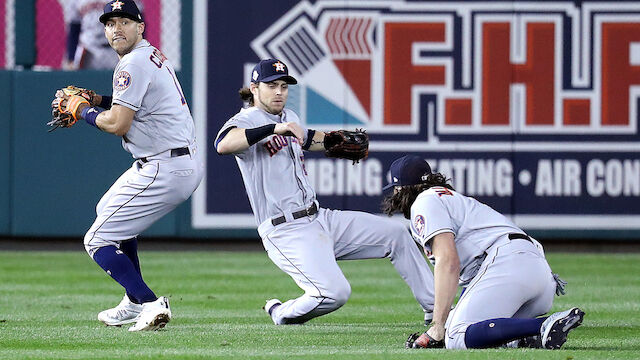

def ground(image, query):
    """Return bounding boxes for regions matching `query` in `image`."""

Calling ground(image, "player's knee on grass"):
[326,279,351,308]
[444,324,469,349]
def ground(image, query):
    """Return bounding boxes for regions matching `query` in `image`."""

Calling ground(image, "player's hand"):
[274,122,304,144]
[426,323,446,342]
[405,330,445,349]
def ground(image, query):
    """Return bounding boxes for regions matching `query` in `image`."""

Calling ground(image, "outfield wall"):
[1,0,640,240]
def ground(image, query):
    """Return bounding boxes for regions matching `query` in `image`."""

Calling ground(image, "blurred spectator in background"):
[63,0,143,70]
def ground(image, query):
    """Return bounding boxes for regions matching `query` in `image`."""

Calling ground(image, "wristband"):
[81,106,104,128]
[99,95,112,109]
[302,129,315,150]
[245,124,276,146]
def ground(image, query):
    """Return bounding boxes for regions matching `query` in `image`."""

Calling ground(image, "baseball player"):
[383,155,584,350]
[64,0,121,69]
[50,0,203,331]
[215,59,435,325]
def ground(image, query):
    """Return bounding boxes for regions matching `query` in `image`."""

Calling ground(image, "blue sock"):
[92,246,157,304]
[120,238,141,275]
[464,317,545,348]
[119,238,142,303]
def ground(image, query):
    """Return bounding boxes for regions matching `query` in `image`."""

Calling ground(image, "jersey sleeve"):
[410,193,454,247]
[112,62,151,111]
[214,111,260,157]
[215,111,256,143]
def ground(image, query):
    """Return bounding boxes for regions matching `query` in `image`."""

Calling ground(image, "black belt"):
[271,203,318,226]
[508,233,532,243]
[139,147,190,163]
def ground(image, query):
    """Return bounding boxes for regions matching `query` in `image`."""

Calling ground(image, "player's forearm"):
[93,105,134,136]
[95,110,128,135]
[307,130,326,151]
[432,256,459,325]
[430,233,460,326]
[216,128,251,154]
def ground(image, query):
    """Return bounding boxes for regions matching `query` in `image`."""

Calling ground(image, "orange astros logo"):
[111,1,124,10]
[272,62,286,72]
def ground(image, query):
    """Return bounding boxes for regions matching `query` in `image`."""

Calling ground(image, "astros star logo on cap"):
[273,62,286,72]
[111,0,124,10]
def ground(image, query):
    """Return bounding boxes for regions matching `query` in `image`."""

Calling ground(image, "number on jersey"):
[434,187,453,197]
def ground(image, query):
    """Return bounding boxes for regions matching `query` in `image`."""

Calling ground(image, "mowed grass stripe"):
[0,251,638,359]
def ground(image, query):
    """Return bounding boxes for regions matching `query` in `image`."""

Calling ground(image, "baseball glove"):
[48,86,95,132]
[405,332,445,349]
[324,129,369,164]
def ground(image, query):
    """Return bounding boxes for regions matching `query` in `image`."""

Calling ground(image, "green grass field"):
[0,250,638,359]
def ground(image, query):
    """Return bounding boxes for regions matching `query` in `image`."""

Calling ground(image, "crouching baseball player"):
[382,155,584,350]
[48,0,203,331]
[215,59,436,325]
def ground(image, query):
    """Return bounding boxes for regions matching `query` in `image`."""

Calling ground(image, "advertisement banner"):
[192,1,640,231]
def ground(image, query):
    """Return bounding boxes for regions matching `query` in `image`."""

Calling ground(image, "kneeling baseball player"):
[382,155,584,350]
[215,59,436,325]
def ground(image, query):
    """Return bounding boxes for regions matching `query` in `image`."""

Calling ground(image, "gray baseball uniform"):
[84,39,203,255]
[409,187,556,349]
[216,107,435,324]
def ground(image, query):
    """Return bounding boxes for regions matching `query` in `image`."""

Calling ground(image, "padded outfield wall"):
[2,0,640,240]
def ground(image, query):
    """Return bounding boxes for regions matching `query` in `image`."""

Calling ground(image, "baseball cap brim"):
[382,182,399,191]
[100,12,143,24]
[258,74,298,84]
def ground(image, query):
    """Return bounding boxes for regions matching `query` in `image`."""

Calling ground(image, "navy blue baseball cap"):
[383,155,432,191]
[251,59,298,84]
[100,0,143,24]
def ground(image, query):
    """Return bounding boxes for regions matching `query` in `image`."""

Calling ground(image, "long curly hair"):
[381,173,454,219]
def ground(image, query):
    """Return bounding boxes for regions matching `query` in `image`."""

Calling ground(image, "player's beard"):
[112,39,138,57]
[257,95,285,115]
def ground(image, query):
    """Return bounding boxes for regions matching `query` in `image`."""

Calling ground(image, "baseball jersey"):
[409,186,524,283]
[112,40,195,159]
[216,107,315,225]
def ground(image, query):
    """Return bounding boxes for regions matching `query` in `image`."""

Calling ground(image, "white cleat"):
[98,294,143,326]
[263,299,282,324]
[128,296,172,332]
[540,307,585,349]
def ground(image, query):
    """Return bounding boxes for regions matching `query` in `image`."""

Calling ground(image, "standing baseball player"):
[215,59,435,325]
[383,155,584,350]
[49,0,203,331]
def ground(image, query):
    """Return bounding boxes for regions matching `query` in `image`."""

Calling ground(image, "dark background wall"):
[2,0,639,242]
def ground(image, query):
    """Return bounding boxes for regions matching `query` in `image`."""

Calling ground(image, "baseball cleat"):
[263,299,282,323]
[98,294,143,326]
[540,307,585,349]
[128,296,172,332]
[503,335,542,348]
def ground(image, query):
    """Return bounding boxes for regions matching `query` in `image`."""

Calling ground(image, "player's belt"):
[508,233,533,243]
[271,203,318,226]
[139,147,190,163]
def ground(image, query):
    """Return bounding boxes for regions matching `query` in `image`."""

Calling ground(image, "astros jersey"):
[112,39,194,158]
[409,187,524,282]
[216,107,315,225]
